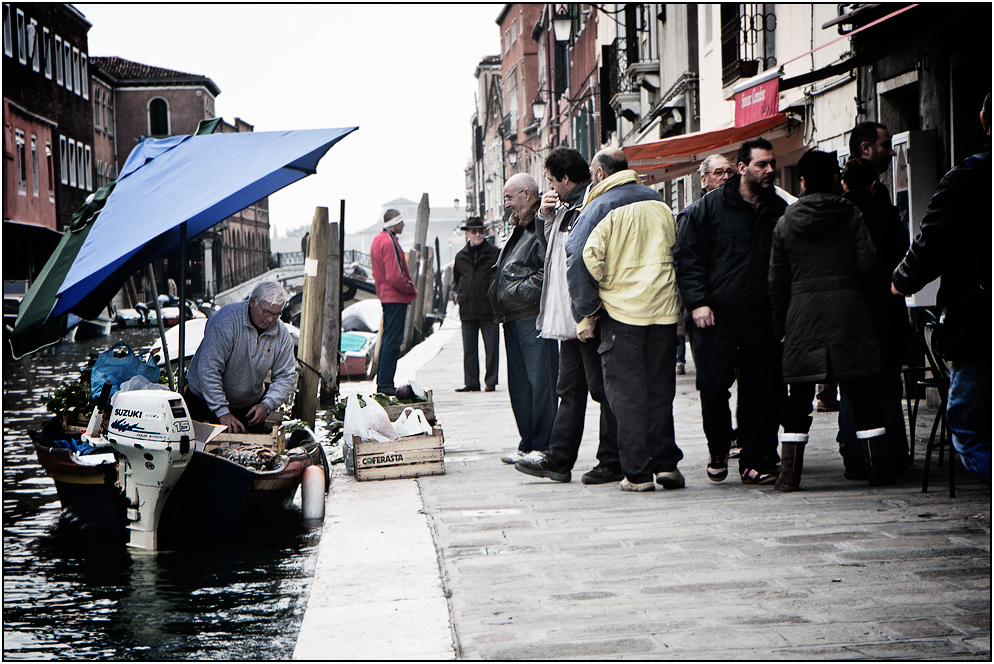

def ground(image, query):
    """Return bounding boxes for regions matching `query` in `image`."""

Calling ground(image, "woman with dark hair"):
[768,150,894,491]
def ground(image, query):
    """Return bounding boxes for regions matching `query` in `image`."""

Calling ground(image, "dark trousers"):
[782,378,883,436]
[504,315,559,453]
[838,370,909,473]
[599,316,682,484]
[377,302,408,391]
[461,319,499,389]
[689,312,782,472]
[545,333,621,473]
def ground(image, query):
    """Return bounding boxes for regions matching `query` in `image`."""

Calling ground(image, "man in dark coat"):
[675,138,787,486]
[769,149,891,490]
[891,93,992,485]
[452,217,500,393]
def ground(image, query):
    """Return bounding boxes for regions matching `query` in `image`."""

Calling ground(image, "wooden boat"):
[339,330,378,379]
[29,404,329,546]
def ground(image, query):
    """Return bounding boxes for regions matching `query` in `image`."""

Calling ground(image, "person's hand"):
[246,403,269,427]
[890,282,904,296]
[692,306,715,328]
[577,315,599,341]
[219,412,245,434]
[539,190,560,216]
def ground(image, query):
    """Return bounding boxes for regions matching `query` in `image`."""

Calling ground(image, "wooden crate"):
[352,426,444,481]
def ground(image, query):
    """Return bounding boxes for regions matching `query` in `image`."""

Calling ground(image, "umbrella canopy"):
[10,126,357,358]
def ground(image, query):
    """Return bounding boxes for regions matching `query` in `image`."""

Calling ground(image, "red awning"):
[624,113,800,185]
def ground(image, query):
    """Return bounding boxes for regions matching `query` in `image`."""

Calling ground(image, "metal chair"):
[916,312,955,497]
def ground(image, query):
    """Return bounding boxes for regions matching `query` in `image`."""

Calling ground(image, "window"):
[84,145,92,191]
[16,8,24,63]
[506,66,519,125]
[63,40,70,89]
[511,19,516,43]
[93,88,101,129]
[720,3,776,87]
[504,29,509,54]
[28,18,37,71]
[54,35,61,83]
[80,54,88,99]
[31,135,39,196]
[72,46,79,95]
[15,129,26,194]
[76,141,85,189]
[518,10,523,35]
[3,4,11,58]
[106,95,114,137]
[46,141,54,201]
[42,26,49,78]
[59,135,67,184]
[68,139,76,187]
[148,97,169,136]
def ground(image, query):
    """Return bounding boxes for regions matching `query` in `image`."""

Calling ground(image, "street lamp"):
[532,95,547,121]
[552,5,572,41]
[508,150,518,166]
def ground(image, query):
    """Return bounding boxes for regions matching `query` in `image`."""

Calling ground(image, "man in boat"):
[184,281,297,433]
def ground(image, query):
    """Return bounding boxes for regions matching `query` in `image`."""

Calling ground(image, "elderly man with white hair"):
[185,281,297,433]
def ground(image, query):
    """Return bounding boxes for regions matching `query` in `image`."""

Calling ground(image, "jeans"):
[376,302,407,391]
[545,333,621,473]
[461,319,499,389]
[503,315,559,453]
[599,316,682,484]
[688,311,782,472]
[946,360,991,484]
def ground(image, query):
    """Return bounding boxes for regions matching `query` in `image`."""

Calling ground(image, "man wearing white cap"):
[370,209,418,395]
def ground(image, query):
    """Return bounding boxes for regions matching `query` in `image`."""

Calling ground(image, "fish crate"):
[352,426,444,481]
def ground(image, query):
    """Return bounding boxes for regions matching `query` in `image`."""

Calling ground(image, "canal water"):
[3,327,326,660]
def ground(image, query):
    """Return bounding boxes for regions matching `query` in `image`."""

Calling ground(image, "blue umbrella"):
[54,127,357,317]
[11,126,357,359]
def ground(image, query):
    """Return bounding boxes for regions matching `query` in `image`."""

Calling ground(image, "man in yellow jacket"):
[565,147,685,492]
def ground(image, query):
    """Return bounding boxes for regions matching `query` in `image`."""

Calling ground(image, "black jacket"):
[675,174,788,316]
[892,148,992,360]
[843,187,911,370]
[769,193,880,383]
[453,240,500,321]
[489,217,546,323]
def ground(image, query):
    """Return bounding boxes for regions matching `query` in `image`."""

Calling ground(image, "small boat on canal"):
[29,390,330,549]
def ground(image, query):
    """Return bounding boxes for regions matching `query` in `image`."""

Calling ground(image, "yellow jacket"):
[579,170,681,327]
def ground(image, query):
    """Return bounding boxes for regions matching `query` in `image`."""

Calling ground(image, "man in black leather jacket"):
[891,93,992,484]
[489,173,559,465]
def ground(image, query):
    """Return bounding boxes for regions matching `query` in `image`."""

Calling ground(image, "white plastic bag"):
[393,407,432,437]
[342,394,398,474]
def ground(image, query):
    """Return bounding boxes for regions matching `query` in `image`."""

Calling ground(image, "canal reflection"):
[3,328,322,660]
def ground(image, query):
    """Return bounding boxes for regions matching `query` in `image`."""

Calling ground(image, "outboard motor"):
[90,389,196,550]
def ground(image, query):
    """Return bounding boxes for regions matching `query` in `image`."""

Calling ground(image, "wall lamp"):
[552,5,572,41]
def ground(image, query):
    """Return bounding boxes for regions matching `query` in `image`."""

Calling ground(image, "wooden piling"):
[298,207,328,429]
[320,211,342,405]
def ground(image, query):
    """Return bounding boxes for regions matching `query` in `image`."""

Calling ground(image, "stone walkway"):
[297,315,991,660]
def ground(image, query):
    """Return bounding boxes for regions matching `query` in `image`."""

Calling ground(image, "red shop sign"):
[734,76,779,128]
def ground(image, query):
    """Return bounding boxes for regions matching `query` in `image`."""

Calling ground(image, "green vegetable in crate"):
[42,379,95,420]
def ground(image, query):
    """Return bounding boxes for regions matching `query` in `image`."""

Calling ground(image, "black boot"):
[859,430,896,487]
[775,434,808,492]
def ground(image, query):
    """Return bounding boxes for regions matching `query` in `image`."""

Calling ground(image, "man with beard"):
[675,138,787,486]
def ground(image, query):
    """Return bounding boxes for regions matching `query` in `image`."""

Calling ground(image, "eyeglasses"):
[708,168,734,177]
[503,190,526,203]
[256,303,283,319]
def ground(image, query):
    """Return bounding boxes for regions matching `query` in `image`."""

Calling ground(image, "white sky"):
[77,3,503,235]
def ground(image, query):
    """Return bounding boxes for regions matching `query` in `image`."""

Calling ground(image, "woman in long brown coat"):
[768,150,893,490]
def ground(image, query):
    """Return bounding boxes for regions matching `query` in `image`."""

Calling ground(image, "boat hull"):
[29,421,326,540]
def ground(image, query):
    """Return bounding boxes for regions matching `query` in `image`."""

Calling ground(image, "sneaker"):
[728,443,742,459]
[655,469,686,490]
[676,361,686,375]
[816,398,840,412]
[501,451,526,465]
[515,454,571,483]
[740,467,778,485]
[581,465,625,484]
[620,478,655,492]
[707,455,729,482]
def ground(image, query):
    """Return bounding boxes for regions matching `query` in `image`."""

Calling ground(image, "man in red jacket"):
[370,209,418,395]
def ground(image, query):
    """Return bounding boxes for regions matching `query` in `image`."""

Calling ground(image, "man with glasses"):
[452,217,500,392]
[490,173,559,465]
[185,281,297,433]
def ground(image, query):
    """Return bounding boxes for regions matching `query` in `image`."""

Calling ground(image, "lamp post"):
[552,4,572,41]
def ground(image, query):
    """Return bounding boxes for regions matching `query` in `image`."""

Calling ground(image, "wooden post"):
[298,207,328,429]
[404,193,431,350]
[401,247,418,354]
[320,213,342,405]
